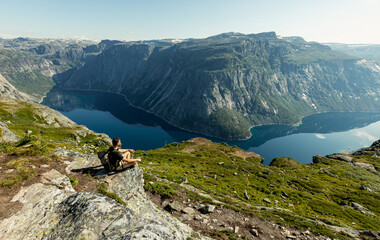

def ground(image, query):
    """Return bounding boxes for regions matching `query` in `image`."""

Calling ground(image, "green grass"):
[144,181,176,198]
[69,176,78,188]
[0,98,110,153]
[136,138,380,239]
[0,158,37,188]
[97,183,126,205]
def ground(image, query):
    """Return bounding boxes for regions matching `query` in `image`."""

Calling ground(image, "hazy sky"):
[0,0,379,44]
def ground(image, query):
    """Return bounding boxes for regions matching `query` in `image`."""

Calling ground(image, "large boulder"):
[0,155,209,240]
[269,157,302,169]
[0,121,19,143]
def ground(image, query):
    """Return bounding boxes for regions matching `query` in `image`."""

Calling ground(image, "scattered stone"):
[75,130,87,138]
[218,162,224,165]
[244,189,250,200]
[40,164,50,168]
[63,161,71,165]
[325,154,353,162]
[211,219,218,223]
[164,201,183,212]
[194,215,202,221]
[281,191,289,198]
[199,204,216,214]
[180,214,193,222]
[96,140,107,146]
[351,202,375,216]
[250,228,259,236]
[352,161,376,170]
[234,226,239,233]
[233,172,238,176]
[25,130,32,134]
[5,169,14,173]
[22,144,32,148]
[213,175,217,179]
[181,207,196,215]
[359,185,373,192]
[263,198,271,204]
[274,200,279,205]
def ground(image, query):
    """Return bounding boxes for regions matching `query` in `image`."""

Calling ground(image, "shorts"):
[115,160,134,171]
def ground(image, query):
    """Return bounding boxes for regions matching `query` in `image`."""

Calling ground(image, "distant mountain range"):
[1,33,380,139]
[326,42,380,62]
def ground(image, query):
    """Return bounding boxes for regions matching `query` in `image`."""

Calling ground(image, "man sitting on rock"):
[108,137,141,170]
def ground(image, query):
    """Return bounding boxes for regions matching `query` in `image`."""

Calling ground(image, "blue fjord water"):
[42,90,380,165]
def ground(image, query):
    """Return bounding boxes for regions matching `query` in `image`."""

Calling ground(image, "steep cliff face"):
[57,32,380,139]
[0,73,34,101]
[0,38,102,101]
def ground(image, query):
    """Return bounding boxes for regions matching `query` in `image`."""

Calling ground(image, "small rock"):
[281,191,289,198]
[164,201,183,212]
[250,228,259,236]
[234,226,239,233]
[202,219,208,224]
[325,154,353,163]
[244,189,250,200]
[212,219,218,223]
[96,140,107,146]
[218,162,224,165]
[180,214,193,222]
[41,164,50,168]
[181,207,196,215]
[25,130,32,134]
[199,204,216,214]
[359,185,373,192]
[213,175,217,179]
[63,161,71,165]
[274,200,279,205]
[263,198,271,204]
[233,172,238,176]
[5,169,14,173]
[194,215,202,221]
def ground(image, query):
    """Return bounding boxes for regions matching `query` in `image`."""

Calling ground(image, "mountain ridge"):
[55,32,380,139]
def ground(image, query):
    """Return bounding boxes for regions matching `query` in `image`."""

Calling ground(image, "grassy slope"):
[136,138,380,239]
[0,98,109,188]
[0,49,55,99]
[1,98,379,239]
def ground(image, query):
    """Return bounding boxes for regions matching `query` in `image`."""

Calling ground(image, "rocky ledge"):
[0,148,209,240]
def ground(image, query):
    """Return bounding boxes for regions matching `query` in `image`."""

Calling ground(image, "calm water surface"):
[42,90,380,165]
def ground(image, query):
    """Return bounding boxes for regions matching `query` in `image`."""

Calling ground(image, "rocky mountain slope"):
[55,32,380,140]
[0,37,110,101]
[326,43,380,62]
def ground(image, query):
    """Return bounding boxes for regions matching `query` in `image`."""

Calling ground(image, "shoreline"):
[42,87,380,141]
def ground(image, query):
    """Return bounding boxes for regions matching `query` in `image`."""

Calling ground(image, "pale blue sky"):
[0,0,379,43]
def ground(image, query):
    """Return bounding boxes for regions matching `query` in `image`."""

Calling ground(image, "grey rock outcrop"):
[0,73,34,102]
[0,152,208,240]
[0,121,19,143]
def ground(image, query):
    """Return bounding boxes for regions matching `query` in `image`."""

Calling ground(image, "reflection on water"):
[42,90,380,165]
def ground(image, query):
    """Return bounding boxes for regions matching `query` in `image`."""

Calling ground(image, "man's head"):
[112,137,121,148]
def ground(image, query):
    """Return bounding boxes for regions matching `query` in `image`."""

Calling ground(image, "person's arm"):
[118,148,135,153]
